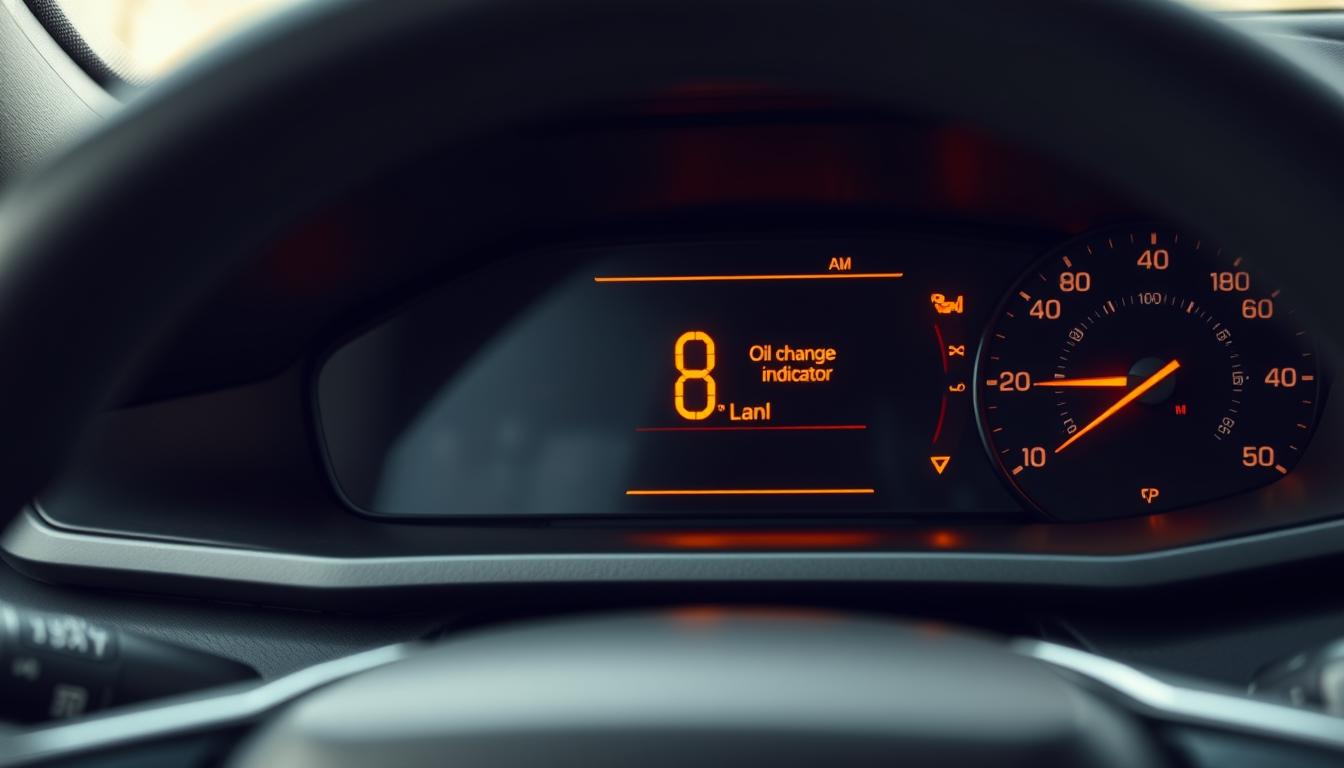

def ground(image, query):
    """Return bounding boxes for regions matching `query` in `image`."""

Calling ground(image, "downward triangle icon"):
[930,456,951,475]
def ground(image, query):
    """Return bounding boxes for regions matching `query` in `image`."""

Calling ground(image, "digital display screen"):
[316,238,1031,518]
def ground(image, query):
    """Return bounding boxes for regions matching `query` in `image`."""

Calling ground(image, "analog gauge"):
[974,225,1324,521]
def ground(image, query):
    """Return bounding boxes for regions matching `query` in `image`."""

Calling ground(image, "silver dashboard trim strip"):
[0,643,416,767]
[6,509,1344,591]
[1020,640,1344,752]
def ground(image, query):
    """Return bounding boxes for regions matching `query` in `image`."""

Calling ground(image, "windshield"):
[51,0,304,84]
[45,0,1344,85]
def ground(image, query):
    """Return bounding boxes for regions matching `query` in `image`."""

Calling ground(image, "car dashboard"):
[2,97,1341,611]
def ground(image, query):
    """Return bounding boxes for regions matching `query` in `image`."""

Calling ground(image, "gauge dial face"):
[975,226,1323,521]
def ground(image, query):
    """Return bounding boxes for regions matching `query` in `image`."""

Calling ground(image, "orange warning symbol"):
[930,456,951,475]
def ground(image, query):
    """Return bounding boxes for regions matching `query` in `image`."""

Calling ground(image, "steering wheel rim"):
[228,610,1165,768]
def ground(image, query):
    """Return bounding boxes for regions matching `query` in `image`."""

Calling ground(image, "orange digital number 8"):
[674,330,717,420]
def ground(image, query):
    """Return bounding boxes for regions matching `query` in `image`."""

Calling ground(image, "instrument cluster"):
[314,225,1325,522]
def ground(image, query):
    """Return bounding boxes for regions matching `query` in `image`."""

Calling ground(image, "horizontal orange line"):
[594,272,903,283]
[636,424,867,432]
[626,488,875,496]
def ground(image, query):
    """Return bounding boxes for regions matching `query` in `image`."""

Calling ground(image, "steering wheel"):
[4,0,1344,765]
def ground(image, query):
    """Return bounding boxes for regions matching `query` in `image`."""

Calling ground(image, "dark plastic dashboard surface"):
[13,110,1341,591]
[8,86,1344,597]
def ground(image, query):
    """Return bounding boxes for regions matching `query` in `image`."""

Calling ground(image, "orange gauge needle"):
[1035,376,1129,389]
[1054,359,1181,454]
